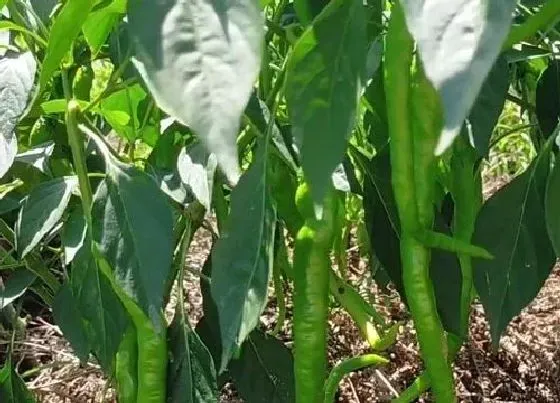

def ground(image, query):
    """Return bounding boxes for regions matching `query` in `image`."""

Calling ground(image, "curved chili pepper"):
[324,354,389,403]
[293,182,339,403]
[385,3,456,402]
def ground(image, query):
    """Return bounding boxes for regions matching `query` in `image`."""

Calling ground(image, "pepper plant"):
[0,0,560,402]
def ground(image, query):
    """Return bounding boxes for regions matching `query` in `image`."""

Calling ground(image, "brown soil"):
[9,177,560,402]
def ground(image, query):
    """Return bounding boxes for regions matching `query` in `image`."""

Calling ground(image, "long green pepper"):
[385,3,456,402]
[293,183,339,403]
[392,138,483,403]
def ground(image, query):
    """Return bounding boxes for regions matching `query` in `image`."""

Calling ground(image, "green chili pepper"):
[414,229,492,259]
[116,325,138,403]
[329,270,383,349]
[324,354,389,403]
[293,182,339,403]
[123,299,167,403]
[385,3,456,402]
[96,256,167,403]
[392,138,484,403]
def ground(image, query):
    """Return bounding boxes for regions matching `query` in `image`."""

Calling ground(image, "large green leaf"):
[245,93,297,171]
[285,0,367,204]
[99,84,148,142]
[363,61,389,151]
[27,0,58,23]
[39,0,94,88]
[127,0,264,184]
[82,0,126,56]
[0,51,36,178]
[14,141,55,175]
[147,166,192,206]
[361,151,403,296]
[90,134,174,331]
[429,212,462,336]
[16,176,78,258]
[229,330,295,403]
[545,155,560,256]
[0,269,36,309]
[52,284,92,363]
[196,256,224,375]
[210,145,276,371]
[466,56,510,156]
[61,203,87,265]
[177,144,217,211]
[536,60,560,139]
[0,359,35,403]
[399,0,517,154]
[473,140,557,344]
[68,241,131,371]
[167,301,218,403]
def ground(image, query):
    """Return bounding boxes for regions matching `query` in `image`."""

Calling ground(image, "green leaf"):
[473,140,557,345]
[52,284,92,363]
[147,125,184,171]
[39,0,94,89]
[429,212,462,336]
[285,0,367,204]
[0,51,36,178]
[0,269,36,309]
[229,330,295,403]
[536,60,560,139]
[362,151,404,296]
[268,153,302,237]
[167,302,218,403]
[0,192,22,215]
[0,359,35,403]
[16,176,78,258]
[546,155,560,256]
[90,133,174,331]
[99,84,148,142]
[14,141,55,175]
[210,145,276,371]
[82,0,126,56]
[147,166,192,206]
[68,241,131,371]
[127,0,264,184]
[27,0,58,23]
[0,21,47,48]
[177,144,217,211]
[399,0,517,154]
[61,203,87,265]
[245,93,297,171]
[363,62,389,150]
[466,56,510,156]
[196,256,225,376]
[40,99,89,115]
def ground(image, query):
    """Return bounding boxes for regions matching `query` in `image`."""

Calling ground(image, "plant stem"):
[66,101,94,230]
[271,255,286,336]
